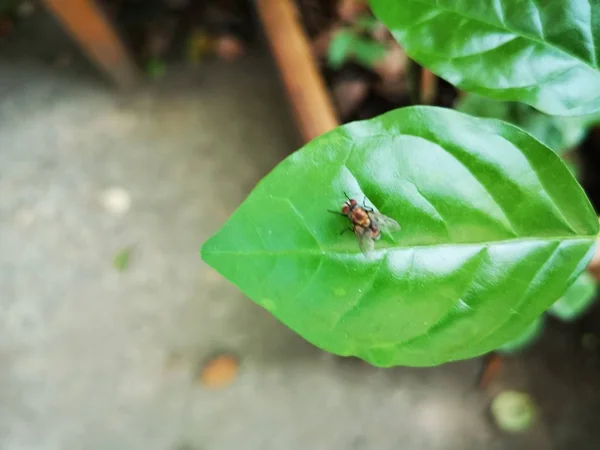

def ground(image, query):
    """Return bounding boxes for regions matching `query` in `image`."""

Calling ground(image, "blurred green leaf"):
[491,391,536,433]
[113,247,133,272]
[455,94,599,155]
[201,106,598,367]
[328,30,354,69]
[548,271,597,321]
[496,316,544,354]
[370,0,600,116]
[328,29,387,70]
[145,58,165,79]
[354,15,380,31]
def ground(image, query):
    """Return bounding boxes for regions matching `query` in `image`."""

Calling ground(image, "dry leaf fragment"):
[199,354,239,388]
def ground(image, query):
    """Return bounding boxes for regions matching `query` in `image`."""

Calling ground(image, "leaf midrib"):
[202,234,594,256]
[395,0,598,72]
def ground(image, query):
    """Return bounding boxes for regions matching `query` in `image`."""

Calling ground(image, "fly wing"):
[355,227,375,256]
[369,211,401,233]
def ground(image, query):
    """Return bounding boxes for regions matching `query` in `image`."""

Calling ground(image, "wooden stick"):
[256,0,339,143]
[42,0,139,87]
[477,352,503,389]
[420,68,437,105]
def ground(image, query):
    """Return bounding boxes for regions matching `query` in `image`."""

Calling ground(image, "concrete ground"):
[1,8,600,450]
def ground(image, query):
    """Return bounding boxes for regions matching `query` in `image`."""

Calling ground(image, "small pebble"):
[215,35,245,62]
[99,187,131,215]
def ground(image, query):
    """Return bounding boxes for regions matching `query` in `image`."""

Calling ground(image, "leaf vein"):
[529,0,545,40]
[421,139,519,237]
[585,0,598,67]
[273,196,324,251]
[243,209,271,250]
[289,257,325,304]
[492,0,506,27]
[387,247,489,351]
[203,236,593,256]
[403,179,451,239]
[446,36,520,60]
[367,131,579,234]
[462,240,563,350]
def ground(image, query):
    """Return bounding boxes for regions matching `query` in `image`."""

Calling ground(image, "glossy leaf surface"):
[201,106,598,367]
[548,271,597,321]
[370,0,600,116]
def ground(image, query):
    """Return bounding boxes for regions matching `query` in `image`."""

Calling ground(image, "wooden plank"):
[256,0,339,143]
[42,0,139,87]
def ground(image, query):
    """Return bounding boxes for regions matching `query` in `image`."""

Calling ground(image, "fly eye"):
[350,199,357,206]
[342,206,350,214]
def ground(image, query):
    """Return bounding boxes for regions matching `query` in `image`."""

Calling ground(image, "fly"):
[329,193,401,255]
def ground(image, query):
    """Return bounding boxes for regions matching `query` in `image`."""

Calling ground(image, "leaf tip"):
[199,234,218,264]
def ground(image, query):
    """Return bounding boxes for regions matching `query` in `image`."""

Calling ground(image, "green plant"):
[201,0,600,367]
[369,0,600,116]
[456,94,600,351]
[495,269,597,353]
[327,15,386,69]
[455,94,599,157]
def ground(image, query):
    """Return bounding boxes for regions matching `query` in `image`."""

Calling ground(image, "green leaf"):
[369,0,600,116]
[548,271,597,321]
[496,316,544,353]
[354,15,380,31]
[113,247,133,272]
[563,158,581,179]
[201,106,598,367]
[145,58,165,79]
[350,37,388,68]
[328,30,355,69]
[328,29,387,69]
[455,94,593,155]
